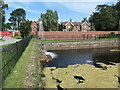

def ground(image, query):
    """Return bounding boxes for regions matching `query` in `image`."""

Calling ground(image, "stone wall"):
[41,40,119,50]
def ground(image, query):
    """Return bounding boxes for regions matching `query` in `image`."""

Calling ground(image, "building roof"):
[72,22,82,26]
[61,21,69,25]
[61,20,90,26]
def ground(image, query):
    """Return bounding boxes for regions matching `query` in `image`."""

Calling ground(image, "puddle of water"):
[74,76,85,84]
[45,47,119,68]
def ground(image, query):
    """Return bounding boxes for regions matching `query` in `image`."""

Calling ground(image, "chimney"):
[70,19,72,22]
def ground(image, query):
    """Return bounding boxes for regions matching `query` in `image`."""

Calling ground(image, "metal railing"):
[1,36,32,82]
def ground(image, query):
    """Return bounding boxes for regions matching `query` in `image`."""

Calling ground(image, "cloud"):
[7,2,40,14]
[5,0,117,2]
[59,2,114,14]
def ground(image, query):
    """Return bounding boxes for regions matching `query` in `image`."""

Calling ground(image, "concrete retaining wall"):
[41,40,119,50]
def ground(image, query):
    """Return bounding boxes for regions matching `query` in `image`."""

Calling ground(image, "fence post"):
[16,42,19,60]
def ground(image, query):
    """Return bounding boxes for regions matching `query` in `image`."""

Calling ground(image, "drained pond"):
[43,47,120,88]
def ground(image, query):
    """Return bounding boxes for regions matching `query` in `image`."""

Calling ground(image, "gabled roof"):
[81,21,91,26]
[61,21,68,25]
[61,21,82,26]
[72,22,82,26]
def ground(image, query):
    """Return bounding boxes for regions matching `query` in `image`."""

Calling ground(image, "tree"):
[0,0,8,31]
[89,2,119,31]
[91,22,96,31]
[5,22,12,29]
[82,17,88,23]
[58,24,63,31]
[115,1,120,19]
[9,8,26,30]
[69,23,74,31]
[41,9,59,31]
[19,20,32,38]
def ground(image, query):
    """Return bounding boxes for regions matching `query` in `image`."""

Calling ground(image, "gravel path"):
[0,37,21,46]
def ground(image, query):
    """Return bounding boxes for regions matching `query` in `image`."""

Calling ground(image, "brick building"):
[31,20,43,35]
[61,19,91,32]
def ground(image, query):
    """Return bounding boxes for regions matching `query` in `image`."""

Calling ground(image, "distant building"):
[31,19,91,32]
[31,20,42,32]
[61,19,91,32]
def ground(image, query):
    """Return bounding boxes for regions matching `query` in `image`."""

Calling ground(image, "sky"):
[4,0,118,23]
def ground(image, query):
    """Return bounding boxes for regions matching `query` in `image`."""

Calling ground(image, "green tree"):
[82,17,88,23]
[115,1,120,19]
[58,23,63,31]
[0,0,8,31]
[9,8,26,30]
[91,22,96,31]
[69,23,74,31]
[41,9,59,31]
[89,1,120,31]
[5,22,12,29]
[19,20,32,38]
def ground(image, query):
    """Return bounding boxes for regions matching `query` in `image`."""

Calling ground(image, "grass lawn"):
[12,36,22,39]
[39,38,119,42]
[3,38,41,88]
[0,40,5,42]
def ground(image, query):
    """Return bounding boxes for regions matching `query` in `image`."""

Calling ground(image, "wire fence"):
[1,36,32,82]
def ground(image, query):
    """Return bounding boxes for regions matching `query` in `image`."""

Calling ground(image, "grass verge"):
[0,40,5,42]
[39,38,119,42]
[3,38,41,88]
[12,36,22,39]
[0,43,14,48]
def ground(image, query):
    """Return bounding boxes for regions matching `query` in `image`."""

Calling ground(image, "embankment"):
[41,39,119,50]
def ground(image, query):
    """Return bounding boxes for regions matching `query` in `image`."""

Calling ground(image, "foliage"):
[107,32,116,38]
[0,1,8,31]
[69,23,74,31]
[12,35,22,39]
[58,24,63,31]
[4,22,12,29]
[19,20,32,38]
[41,9,59,31]
[89,1,120,31]
[39,38,119,42]
[91,22,96,31]
[82,17,88,23]
[9,8,26,30]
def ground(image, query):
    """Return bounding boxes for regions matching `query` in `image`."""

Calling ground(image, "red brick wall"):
[14,32,21,36]
[37,31,119,40]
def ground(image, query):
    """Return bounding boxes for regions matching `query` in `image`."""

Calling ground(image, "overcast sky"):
[5,0,118,23]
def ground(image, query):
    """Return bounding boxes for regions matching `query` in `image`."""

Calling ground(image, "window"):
[33,25,37,28]
[68,26,70,29]
[84,25,86,29]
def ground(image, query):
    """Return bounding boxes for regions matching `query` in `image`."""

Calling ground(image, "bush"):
[107,32,115,38]
[15,34,18,36]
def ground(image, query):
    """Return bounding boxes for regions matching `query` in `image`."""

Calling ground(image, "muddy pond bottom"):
[43,48,119,88]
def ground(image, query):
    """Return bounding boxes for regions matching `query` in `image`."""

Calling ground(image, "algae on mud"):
[43,63,119,88]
